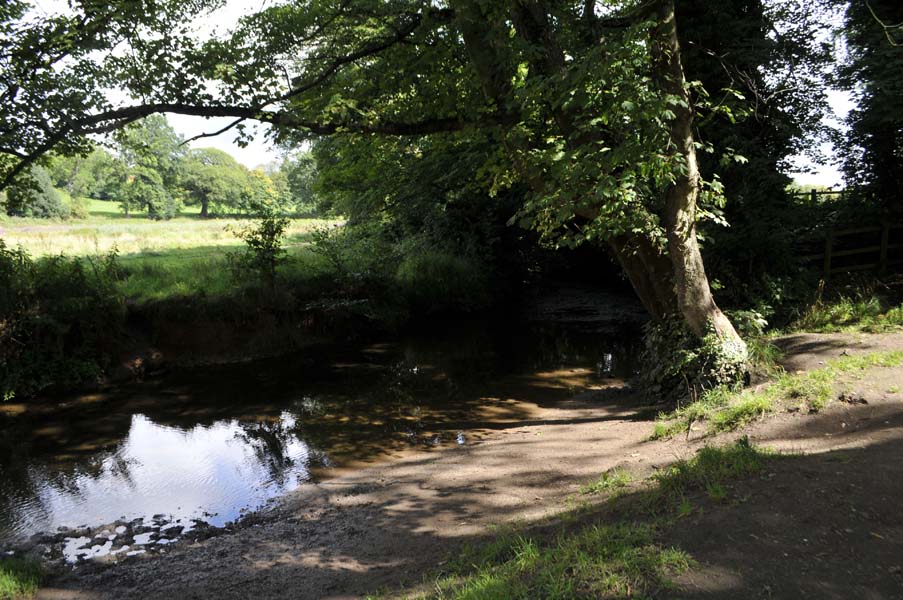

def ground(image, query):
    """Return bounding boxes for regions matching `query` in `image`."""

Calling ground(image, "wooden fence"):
[802,223,903,279]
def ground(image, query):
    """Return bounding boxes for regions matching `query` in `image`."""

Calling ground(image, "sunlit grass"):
[580,468,632,496]
[0,199,339,257]
[652,350,903,439]
[0,558,42,599]
[792,294,903,333]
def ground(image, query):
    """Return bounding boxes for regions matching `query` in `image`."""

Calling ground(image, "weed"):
[580,469,632,495]
[792,294,903,333]
[0,558,42,599]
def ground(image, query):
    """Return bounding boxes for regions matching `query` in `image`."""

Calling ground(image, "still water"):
[0,288,644,555]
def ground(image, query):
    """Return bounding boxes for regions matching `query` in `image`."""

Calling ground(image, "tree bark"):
[200,197,209,218]
[650,0,744,345]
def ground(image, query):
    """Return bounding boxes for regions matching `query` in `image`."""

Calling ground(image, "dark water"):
[0,287,644,560]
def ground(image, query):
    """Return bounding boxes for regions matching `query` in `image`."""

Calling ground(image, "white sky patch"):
[787,89,854,187]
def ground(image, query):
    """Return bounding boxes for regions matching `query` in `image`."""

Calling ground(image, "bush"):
[0,240,125,399]
[4,166,70,219]
[228,210,290,289]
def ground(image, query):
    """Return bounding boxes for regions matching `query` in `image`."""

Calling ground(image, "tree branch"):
[179,118,247,147]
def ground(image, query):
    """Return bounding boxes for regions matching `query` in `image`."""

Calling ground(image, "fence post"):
[823,230,833,281]
[880,222,890,274]
[810,189,817,204]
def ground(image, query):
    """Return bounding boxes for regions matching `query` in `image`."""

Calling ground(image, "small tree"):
[229,208,290,290]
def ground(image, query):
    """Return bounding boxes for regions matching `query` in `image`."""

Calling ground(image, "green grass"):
[580,469,632,496]
[648,438,770,510]
[1,196,338,257]
[792,294,903,333]
[377,441,771,600]
[0,196,342,303]
[652,350,903,439]
[0,558,42,599]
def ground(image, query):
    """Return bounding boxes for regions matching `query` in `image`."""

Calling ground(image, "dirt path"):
[38,333,903,599]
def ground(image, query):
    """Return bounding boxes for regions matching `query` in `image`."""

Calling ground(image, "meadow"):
[0,198,341,303]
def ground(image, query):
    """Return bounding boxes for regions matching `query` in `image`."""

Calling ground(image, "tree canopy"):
[0,0,855,370]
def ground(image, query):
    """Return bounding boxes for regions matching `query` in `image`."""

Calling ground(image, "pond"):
[0,286,645,561]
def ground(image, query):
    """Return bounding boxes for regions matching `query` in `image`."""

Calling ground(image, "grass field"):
[0,197,342,303]
[0,198,338,257]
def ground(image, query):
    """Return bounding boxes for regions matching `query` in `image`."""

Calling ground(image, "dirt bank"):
[38,332,903,599]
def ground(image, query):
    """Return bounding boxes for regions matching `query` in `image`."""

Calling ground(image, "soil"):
[35,332,903,600]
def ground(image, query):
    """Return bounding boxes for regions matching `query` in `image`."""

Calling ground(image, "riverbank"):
[28,331,903,599]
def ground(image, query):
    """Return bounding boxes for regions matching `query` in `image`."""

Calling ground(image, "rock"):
[838,391,868,405]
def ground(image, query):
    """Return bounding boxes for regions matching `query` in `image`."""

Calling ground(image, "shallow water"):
[0,287,644,558]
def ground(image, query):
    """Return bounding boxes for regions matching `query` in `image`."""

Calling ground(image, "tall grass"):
[0,558,42,599]
[792,294,903,333]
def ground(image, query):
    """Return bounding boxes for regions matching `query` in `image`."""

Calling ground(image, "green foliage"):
[121,165,179,220]
[0,240,125,399]
[838,0,903,211]
[0,558,42,599]
[580,469,632,496]
[395,250,491,315]
[639,317,748,400]
[4,166,70,219]
[228,210,290,288]
[282,151,319,215]
[180,147,250,217]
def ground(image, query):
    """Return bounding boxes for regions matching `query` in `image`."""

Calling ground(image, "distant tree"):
[180,147,248,217]
[121,166,178,220]
[282,152,319,215]
[4,166,70,219]
[114,115,184,218]
[243,169,281,215]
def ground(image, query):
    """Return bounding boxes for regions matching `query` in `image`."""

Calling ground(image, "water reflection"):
[0,291,645,548]
[0,413,319,539]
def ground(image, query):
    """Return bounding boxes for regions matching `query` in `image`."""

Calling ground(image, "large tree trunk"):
[650,0,744,347]
[200,197,209,218]
[609,234,677,320]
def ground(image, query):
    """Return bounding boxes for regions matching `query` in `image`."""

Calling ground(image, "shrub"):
[228,210,290,289]
[0,240,125,399]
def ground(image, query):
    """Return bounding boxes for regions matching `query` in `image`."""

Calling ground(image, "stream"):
[0,286,645,563]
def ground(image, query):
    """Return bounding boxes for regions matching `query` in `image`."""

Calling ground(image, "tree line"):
[3,114,318,220]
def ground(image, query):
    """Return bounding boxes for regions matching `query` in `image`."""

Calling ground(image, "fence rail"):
[802,223,903,279]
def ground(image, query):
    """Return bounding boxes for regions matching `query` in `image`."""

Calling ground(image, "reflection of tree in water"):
[235,415,330,487]
[0,420,136,538]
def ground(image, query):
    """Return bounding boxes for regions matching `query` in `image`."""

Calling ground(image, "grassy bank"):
[652,350,903,440]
